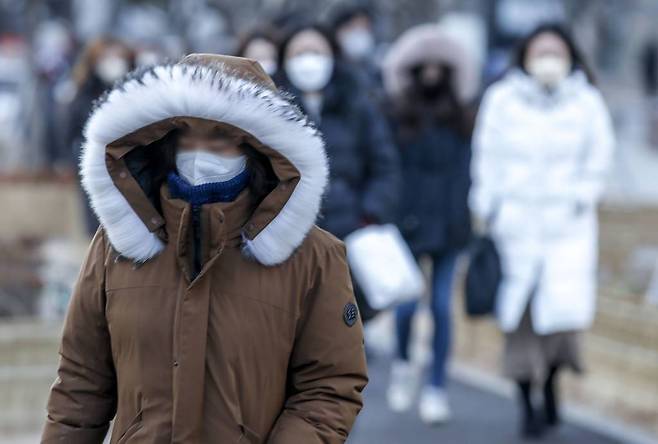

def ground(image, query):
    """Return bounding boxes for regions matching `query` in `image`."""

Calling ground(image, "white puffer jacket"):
[471,69,615,334]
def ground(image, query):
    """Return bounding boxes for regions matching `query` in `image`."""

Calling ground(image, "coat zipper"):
[191,204,202,280]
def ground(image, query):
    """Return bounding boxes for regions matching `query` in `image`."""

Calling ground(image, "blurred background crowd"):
[1,0,658,443]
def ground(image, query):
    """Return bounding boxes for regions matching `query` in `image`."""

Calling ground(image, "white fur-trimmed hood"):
[383,24,479,104]
[80,57,328,266]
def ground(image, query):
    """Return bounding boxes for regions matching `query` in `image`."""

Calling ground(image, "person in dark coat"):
[66,37,136,235]
[329,3,384,103]
[277,24,400,320]
[235,26,281,77]
[382,24,479,424]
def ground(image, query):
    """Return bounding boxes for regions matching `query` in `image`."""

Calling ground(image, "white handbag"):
[344,224,425,310]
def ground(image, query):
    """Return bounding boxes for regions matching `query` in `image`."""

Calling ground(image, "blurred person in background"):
[484,0,566,84]
[42,53,367,443]
[32,20,76,175]
[114,3,172,69]
[277,23,400,321]
[382,24,478,425]
[184,3,236,55]
[329,2,386,104]
[66,37,136,235]
[235,27,281,77]
[0,34,43,174]
[133,43,166,68]
[470,23,614,439]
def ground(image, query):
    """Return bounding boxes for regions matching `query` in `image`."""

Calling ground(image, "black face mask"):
[410,63,453,101]
[415,78,449,101]
[420,81,446,99]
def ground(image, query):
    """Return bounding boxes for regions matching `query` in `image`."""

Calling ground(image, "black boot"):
[518,380,544,439]
[544,366,561,427]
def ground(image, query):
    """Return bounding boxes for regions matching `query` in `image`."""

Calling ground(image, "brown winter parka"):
[41,54,367,444]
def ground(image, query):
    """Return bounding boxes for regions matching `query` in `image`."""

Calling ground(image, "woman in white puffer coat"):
[470,23,614,439]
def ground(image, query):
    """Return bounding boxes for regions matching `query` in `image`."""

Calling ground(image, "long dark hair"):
[392,64,472,139]
[513,23,596,84]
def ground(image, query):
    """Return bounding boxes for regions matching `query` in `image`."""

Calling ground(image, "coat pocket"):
[237,423,262,443]
[115,408,144,444]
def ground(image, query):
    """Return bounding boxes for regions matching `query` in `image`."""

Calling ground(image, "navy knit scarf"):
[167,169,250,205]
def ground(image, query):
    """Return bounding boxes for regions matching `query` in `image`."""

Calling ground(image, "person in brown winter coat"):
[41,54,368,444]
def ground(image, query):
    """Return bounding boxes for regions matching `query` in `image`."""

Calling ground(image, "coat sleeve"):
[470,86,505,221]
[41,229,116,444]
[268,242,368,444]
[576,91,615,205]
[359,96,401,224]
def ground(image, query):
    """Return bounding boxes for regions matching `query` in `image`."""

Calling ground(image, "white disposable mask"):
[339,28,375,60]
[258,59,278,76]
[526,55,570,88]
[175,150,247,186]
[285,53,334,92]
[95,56,129,84]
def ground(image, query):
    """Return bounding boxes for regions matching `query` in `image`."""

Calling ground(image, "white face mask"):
[285,53,334,93]
[526,55,570,88]
[338,28,374,60]
[95,55,129,84]
[175,150,247,186]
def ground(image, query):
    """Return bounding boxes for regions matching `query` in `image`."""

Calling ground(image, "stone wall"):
[0,182,85,242]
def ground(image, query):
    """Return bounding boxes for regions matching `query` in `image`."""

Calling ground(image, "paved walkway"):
[348,357,625,444]
[0,360,638,444]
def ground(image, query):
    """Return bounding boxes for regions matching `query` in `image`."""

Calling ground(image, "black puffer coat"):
[394,122,472,256]
[383,24,477,257]
[281,65,400,239]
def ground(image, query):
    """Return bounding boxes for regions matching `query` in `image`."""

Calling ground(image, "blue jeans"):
[395,252,458,388]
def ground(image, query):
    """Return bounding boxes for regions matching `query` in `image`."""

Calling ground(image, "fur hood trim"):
[383,24,479,104]
[81,58,328,265]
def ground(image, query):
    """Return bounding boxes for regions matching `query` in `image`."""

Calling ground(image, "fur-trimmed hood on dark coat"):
[382,23,479,104]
